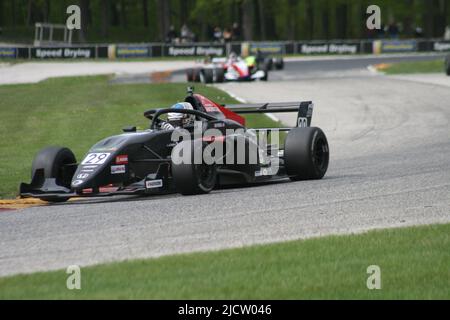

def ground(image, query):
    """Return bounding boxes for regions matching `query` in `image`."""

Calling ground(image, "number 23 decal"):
[81,153,111,165]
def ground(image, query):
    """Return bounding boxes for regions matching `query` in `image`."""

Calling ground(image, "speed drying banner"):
[31,47,96,59]
[432,41,450,52]
[164,45,225,57]
[298,42,360,54]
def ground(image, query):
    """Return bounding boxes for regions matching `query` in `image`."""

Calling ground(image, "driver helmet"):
[167,102,195,127]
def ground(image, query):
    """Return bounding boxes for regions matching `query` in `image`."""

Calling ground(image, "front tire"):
[284,127,329,181]
[171,141,217,195]
[31,146,77,202]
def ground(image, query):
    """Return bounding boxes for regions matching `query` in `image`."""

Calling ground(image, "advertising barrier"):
[31,47,96,59]
[17,48,30,59]
[0,47,16,58]
[285,42,295,55]
[97,46,109,59]
[0,39,448,60]
[298,42,360,54]
[242,42,285,56]
[432,41,450,52]
[164,44,225,57]
[109,44,152,59]
[373,40,417,54]
[150,44,163,57]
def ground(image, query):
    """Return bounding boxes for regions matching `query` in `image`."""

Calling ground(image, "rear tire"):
[284,127,329,181]
[264,57,273,70]
[186,68,194,82]
[192,68,201,82]
[261,62,269,81]
[215,68,225,83]
[445,55,450,76]
[274,57,284,70]
[201,68,214,84]
[31,146,76,202]
[171,141,217,195]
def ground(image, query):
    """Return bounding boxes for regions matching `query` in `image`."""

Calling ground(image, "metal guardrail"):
[34,22,73,47]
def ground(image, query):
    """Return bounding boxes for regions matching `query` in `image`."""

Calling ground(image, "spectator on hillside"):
[190,31,198,43]
[366,27,377,39]
[414,26,424,38]
[232,22,241,41]
[223,28,232,43]
[181,24,194,43]
[213,27,223,43]
[166,25,178,43]
[386,22,399,38]
[376,24,386,38]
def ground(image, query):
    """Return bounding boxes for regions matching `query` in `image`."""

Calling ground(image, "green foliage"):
[0,223,449,299]
[0,0,448,43]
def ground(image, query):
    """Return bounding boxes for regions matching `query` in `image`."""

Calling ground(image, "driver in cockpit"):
[160,102,195,130]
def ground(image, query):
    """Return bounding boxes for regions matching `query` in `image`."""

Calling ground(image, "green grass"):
[0,223,448,299]
[0,76,281,199]
[383,59,445,75]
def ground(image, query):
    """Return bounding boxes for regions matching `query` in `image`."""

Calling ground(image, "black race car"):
[20,88,329,202]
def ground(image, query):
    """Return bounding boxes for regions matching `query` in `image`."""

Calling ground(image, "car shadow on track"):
[46,175,342,207]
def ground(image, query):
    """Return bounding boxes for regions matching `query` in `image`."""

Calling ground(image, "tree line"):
[0,0,448,43]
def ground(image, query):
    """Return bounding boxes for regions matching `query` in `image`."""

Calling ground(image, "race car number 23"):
[81,153,111,165]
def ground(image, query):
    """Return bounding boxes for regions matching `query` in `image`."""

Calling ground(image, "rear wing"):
[223,101,314,128]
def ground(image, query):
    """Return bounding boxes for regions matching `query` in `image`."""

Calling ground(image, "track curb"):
[0,198,47,210]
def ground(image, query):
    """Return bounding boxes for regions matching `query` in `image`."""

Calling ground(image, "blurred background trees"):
[0,0,448,43]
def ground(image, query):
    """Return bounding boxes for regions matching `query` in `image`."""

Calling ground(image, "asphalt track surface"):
[1,54,450,276]
[166,53,447,83]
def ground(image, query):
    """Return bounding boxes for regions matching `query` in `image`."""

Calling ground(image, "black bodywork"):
[20,90,325,201]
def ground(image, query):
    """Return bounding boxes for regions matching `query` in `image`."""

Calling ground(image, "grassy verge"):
[0,76,281,199]
[0,223,448,299]
[382,59,445,75]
